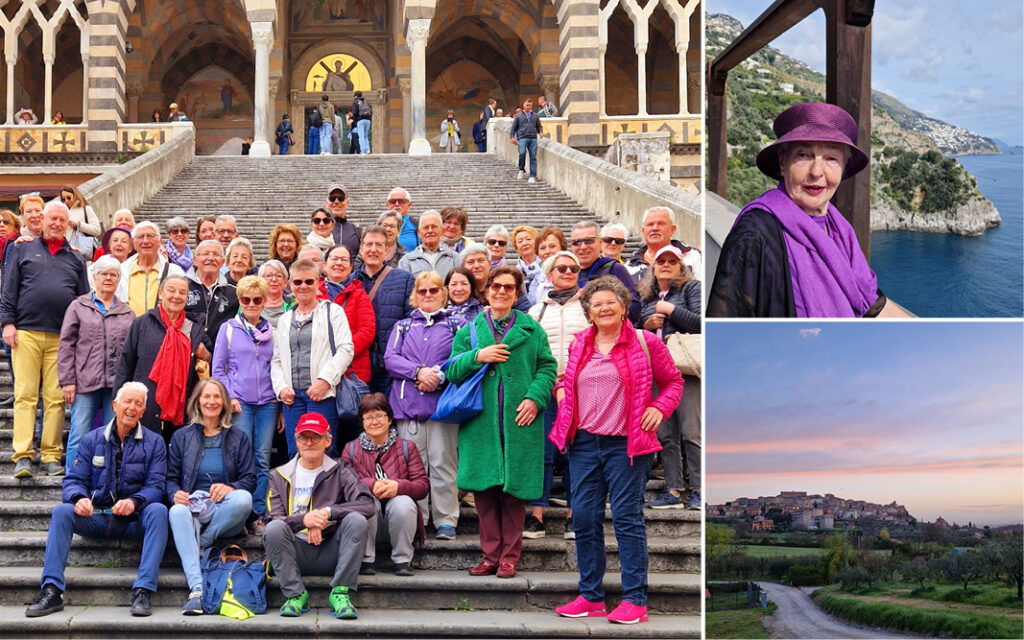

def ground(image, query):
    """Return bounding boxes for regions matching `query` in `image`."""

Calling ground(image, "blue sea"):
[870,152,1023,317]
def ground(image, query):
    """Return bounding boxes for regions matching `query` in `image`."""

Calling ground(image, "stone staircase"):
[133,154,644,261]
[0,154,699,637]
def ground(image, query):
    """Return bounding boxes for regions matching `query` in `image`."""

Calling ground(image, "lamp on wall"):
[125,41,133,54]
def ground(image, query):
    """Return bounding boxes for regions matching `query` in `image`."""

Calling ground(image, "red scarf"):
[148,305,191,425]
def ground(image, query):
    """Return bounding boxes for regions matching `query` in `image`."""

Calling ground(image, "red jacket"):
[550,323,682,460]
[341,436,429,544]
[327,280,376,383]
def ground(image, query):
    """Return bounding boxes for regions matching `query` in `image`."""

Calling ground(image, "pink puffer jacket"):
[550,322,683,459]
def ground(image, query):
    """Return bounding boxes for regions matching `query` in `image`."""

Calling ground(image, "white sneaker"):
[517,170,525,180]
[528,177,536,183]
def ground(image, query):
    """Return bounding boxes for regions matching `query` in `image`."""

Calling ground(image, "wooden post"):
[707,68,728,198]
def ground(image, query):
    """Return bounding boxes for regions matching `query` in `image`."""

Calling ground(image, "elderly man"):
[297,245,326,275]
[625,206,700,282]
[185,239,238,346]
[25,382,168,618]
[600,223,629,263]
[325,183,360,256]
[386,188,419,252]
[1,202,89,477]
[214,215,240,253]
[570,220,640,324]
[352,226,413,394]
[398,210,458,278]
[116,221,185,316]
[264,412,374,619]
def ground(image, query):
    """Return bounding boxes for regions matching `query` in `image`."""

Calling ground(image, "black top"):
[0,237,89,332]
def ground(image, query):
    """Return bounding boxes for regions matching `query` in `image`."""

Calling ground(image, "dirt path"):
[759,582,923,639]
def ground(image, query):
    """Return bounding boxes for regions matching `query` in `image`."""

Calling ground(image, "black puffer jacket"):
[640,279,702,337]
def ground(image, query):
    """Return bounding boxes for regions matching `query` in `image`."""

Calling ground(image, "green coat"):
[447,310,557,500]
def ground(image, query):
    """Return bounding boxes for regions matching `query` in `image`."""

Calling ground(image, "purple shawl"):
[735,184,878,317]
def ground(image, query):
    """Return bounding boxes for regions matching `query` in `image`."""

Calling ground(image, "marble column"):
[249,21,273,157]
[635,42,647,116]
[398,76,412,151]
[81,52,90,124]
[5,54,15,125]
[406,18,431,156]
[43,53,54,124]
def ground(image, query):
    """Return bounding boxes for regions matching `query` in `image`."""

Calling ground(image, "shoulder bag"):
[430,321,488,423]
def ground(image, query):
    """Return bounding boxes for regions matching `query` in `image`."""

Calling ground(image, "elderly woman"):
[483,224,510,268]
[528,227,568,304]
[115,275,210,444]
[447,267,556,578]
[164,217,193,271]
[512,225,541,295]
[225,237,255,286]
[600,223,629,263]
[374,211,407,268]
[524,251,589,538]
[460,244,491,297]
[445,267,482,324]
[213,275,278,529]
[58,256,135,472]
[440,206,471,253]
[59,185,101,257]
[341,393,428,576]
[0,209,21,266]
[639,246,702,510]
[195,215,216,244]
[550,277,682,625]
[269,223,303,269]
[112,208,136,231]
[167,378,256,615]
[270,259,353,456]
[709,102,909,318]
[385,271,463,540]
[258,260,293,327]
[306,207,335,254]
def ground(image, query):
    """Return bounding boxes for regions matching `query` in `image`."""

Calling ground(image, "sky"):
[710,0,1024,145]
[705,322,1024,527]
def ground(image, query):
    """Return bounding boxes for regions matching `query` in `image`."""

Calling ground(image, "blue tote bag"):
[431,321,488,423]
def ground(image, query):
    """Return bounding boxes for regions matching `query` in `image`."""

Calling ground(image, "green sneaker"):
[328,586,357,619]
[279,590,309,617]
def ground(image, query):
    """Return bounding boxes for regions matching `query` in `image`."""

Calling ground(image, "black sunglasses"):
[312,217,332,225]
[570,237,597,247]
[291,278,317,286]
[328,195,346,203]
[602,237,626,245]
[486,239,508,247]
[553,264,581,274]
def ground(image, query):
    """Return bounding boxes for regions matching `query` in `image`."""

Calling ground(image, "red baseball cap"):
[295,413,330,436]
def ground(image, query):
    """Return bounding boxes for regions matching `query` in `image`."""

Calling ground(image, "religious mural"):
[427,60,507,151]
[304,54,372,93]
[175,67,252,120]
[292,0,386,32]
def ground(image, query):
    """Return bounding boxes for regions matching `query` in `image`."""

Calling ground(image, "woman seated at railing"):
[708,102,909,318]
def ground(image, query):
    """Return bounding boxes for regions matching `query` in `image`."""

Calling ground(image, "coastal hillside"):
[708,13,1001,236]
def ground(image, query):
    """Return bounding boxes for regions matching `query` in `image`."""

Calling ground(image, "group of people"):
[278,92,373,156]
[1,182,698,625]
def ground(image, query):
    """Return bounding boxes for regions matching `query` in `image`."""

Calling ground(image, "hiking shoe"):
[13,458,32,479]
[555,595,606,618]
[688,490,702,511]
[517,170,525,180]
[328,586,357,619]
[607,601,648,624]
[359,561,376,576]
[435,525,456,540]
[41,461,63,476]
[129,588,152,617]
[280,590,309,617]
[393,562,414,577]
[649,490,684,509]
[25,584,63,617]
[182,590,203,616]
[523,515,546,539]
[563,517,575,540]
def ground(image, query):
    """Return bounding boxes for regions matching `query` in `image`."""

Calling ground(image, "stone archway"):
[289,39,388,153]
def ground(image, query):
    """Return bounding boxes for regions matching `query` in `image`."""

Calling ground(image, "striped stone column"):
[554,0,601,147]
[85,0,129,152]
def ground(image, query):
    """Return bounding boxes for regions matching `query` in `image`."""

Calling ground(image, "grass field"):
[737,544,892,558]
[705,603,776,639]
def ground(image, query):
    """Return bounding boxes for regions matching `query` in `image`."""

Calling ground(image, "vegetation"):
[877,147,974,213]
[705,602,776,639]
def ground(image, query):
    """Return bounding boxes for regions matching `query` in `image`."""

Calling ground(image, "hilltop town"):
[707,491,914,531]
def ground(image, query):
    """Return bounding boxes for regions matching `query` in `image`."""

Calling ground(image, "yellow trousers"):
[11,330,63,464]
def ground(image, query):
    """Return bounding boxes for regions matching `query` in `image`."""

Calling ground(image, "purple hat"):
[755,102,869,180]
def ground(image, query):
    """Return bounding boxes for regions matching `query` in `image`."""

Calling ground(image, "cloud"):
[799,328,822,339]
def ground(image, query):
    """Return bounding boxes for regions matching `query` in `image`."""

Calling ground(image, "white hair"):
[89,255,122,279]
[42,201,70,217]
[460,243,488,264]
[572,220,600,235]
[376,210,402,226]
[226,236,254,266]
[195,239,223,255]
[131,221,160,239]
[484,224,510,242]
[215,214,238,226]
[298,245,323,259]
[641,206,676,226]
[113,209,135,225]
[115,381,149,403]
[165,216,187,232]
[388,187,411,201]
[419,210,442,226]
[601,222,629,238]
[258,260,288,279]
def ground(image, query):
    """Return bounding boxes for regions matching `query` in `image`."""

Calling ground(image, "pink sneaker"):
[607,601,648,624]
[555,596,607,618]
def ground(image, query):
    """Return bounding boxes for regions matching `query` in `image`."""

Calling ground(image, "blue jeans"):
[277,139,289,155]
[66,388,114,474]
[232,402,278,516]
[307,126,320,154]
[168,491,253,592]
[531,401,572,508]
[282,389,338,458]
[319,122,333,153]
[567,430,653,605]
[42,502,168,592]
[518,137,537,177]
[356,119,371,154]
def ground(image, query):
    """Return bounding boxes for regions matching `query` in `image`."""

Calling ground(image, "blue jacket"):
[384,308,464,421]
[353,265,414,356]
[165,423,257,502]
[212,316,277,405]
[398,215,419,253]
[63,420,167,512]
[0,237,88,333]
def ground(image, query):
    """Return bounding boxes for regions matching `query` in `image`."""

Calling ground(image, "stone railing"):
[487,118,701,251]
[117,122,193,153]
[518,115,701,148]
[0,124,88,153]
[78,125,195,224]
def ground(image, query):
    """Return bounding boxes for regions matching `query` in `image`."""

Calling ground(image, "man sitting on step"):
[25,381,169,619]
[264,412,375,620]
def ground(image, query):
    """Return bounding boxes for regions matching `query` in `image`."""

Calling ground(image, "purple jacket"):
[384,308,464,421]
[212,316,277,405]
[58,294,135,393]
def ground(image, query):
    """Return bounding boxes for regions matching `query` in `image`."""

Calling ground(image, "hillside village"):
[707,491,914,531]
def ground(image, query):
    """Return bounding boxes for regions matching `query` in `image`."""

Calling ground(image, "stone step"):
[0,531,699,574]
[0,604,701,638]
[0,567,700,615]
